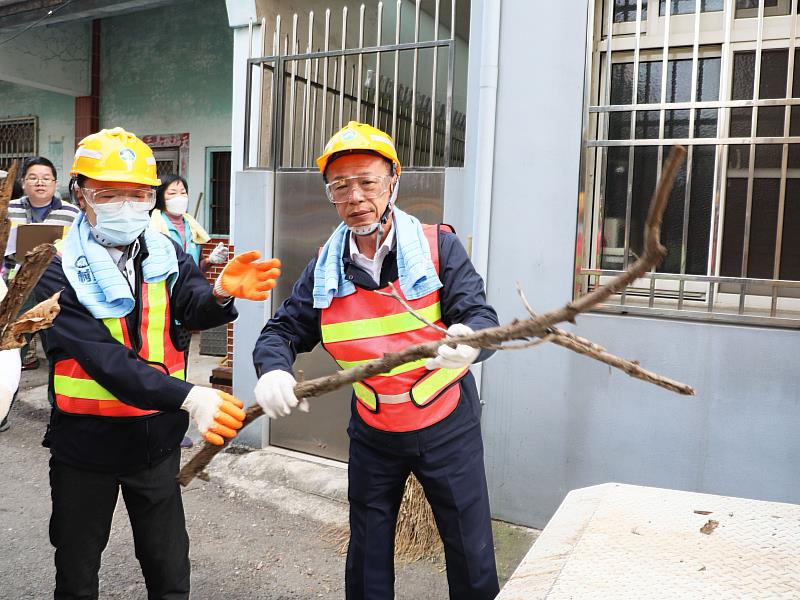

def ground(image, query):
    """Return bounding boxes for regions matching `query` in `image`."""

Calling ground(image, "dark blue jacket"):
[35,234,237,472]
[253,227,499,454]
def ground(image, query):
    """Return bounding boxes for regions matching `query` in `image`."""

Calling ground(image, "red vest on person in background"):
[320,224,467,433]
[53,279,185,418]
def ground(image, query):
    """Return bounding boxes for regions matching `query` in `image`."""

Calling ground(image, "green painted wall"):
[0,81,74,196]
[101,0,233,226]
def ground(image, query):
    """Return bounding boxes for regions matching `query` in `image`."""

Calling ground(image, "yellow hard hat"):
[316,121,401,177]
[70,127,160,186]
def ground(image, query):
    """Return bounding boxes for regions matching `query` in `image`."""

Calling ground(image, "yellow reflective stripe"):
[54,375,117,401]
[336,357,428,377]
[146,282,167,364]
[322,302,441,343]
[102,317,125,344]
[412,367,466,405]
[352,381,376,410]
[55,368,184,401]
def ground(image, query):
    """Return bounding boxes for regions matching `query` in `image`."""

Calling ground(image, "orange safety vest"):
[320,224,467,433]
[53,279,186,418]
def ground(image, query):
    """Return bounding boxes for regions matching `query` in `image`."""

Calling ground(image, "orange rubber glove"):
[181,387,247,446]
[214,251,281,301]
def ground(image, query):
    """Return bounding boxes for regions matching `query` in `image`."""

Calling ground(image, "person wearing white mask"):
[150,174,227,272]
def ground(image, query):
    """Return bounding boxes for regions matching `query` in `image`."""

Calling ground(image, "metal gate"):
[243,1,465,461]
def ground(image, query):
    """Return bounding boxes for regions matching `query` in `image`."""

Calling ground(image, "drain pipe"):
[470,0,501,394]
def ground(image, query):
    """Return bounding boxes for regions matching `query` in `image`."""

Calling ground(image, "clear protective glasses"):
[325,174,391,204]
[80,186,156,210]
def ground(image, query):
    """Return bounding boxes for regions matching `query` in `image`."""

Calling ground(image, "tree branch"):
[177,146,690,486]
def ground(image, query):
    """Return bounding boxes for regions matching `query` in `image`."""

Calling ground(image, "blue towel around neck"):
[312,207,442,309]
[62,212,179,319]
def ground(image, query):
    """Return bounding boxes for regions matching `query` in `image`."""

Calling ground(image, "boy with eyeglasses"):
[1,158,79,425]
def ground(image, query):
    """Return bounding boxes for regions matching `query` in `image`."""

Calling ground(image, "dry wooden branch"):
[0,244,59,350]
[1,292,61,349]
[177,146,691,486]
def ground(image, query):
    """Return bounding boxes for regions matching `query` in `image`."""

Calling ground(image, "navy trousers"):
[49,450,190,600]
[345,424,499,600]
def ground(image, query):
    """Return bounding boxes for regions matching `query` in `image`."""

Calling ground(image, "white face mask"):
[165,194,189,216]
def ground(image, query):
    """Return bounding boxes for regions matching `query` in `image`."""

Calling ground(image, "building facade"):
[227,0,800,530]
[0,0,233,236]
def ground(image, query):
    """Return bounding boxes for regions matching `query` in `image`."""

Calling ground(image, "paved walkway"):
[0,337,537,598]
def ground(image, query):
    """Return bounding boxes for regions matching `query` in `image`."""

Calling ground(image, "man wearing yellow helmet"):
[252,122,500,599]
[33,127,280,599]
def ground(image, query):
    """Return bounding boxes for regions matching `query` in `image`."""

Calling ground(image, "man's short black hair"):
[21,156,57,180]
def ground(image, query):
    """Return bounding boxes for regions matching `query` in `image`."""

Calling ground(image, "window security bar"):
[577,0,800,326]
[242,1,464,171]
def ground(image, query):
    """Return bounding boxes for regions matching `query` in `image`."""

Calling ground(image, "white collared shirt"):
[349,226,395,285]
[106,239,140,290]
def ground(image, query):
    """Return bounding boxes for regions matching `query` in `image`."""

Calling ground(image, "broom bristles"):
[323,473,443,563]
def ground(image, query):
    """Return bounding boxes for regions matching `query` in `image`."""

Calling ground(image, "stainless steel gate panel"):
[270,170,445,461]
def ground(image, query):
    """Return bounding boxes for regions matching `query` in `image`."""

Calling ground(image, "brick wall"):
[201,237,234,392]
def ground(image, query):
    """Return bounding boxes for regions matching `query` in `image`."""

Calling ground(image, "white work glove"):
[0,348,21,422]
[207,242,229,265]
[425,323,480,370]
[180,386,246,445]
[254,370,309,418]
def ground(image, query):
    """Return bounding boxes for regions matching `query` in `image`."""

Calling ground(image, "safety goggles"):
[325,175,391,204]
[80,186,156,210]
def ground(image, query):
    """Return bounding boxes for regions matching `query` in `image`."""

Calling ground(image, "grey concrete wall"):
[232,169,277,448]
[100,0,233,227]
[479,0,800,529]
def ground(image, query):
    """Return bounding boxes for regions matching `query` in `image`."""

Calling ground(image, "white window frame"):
[578,0,800,326]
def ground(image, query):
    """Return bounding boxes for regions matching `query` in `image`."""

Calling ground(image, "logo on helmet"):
[119,148,137,163]
[340,129,357,141]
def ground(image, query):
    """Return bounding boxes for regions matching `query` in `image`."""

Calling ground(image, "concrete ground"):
[0,337,538,599]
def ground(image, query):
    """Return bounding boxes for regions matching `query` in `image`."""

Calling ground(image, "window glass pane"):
[609,111,633,139]
[629,146,660,264]
[695,108,718,137]
[732,52,756,100]
[793,49,800,97]
[610,62,634,104]
[754,144,783,170]
[665,109,691,138]
[728,144,751,172]
[736,0,788,18]
[790,107,800,136]
[635,110,660,139]
[601,146,632,270]
[720,178,748,277]
[729,107,753,137]
[613,0,647,22]
[788,144,800,171]
[756,106,786,137]
[747,178,780,278]
[659,0,724,14]
[666,59,693,102]
[780,177,800,279]
[696,57,721,101]
[687,145,716,275]
[660,150,688,273]
[638,61,662,103]
[759,50,789,99]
